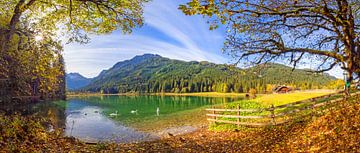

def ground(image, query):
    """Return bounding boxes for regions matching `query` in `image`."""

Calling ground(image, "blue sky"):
[64,0,229,78]
[63,0,343,79]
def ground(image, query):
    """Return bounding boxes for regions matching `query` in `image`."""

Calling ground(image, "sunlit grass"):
[209,90,339,131]
[226,90,336,108]
[252,91,335,106]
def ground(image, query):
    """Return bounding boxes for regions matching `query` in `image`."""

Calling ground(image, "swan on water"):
[131,110,138,114]
[109,111,118,116]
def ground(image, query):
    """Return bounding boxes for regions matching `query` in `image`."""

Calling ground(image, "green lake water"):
[4,95,240,143]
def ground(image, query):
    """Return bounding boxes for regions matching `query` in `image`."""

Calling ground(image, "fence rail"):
[205,108,260,112]
[206,91,360,127]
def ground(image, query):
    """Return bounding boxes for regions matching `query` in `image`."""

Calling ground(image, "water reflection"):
[1,95,241,143]
[64,104,157,143]
[0,102,67,130]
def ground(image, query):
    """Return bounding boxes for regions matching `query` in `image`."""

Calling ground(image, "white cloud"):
[63,0,342,79]
[64,0,227,78]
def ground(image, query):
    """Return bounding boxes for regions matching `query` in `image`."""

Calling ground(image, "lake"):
[1,95,240,143]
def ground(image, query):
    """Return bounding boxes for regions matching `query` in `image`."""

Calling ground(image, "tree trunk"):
[1,0,26,101]
[345,70,353,97]
[1,0,25,53]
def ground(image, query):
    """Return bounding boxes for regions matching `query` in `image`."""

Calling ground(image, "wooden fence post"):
[270,104,276,125]
[213,106,216,123]
[237,105,240,127]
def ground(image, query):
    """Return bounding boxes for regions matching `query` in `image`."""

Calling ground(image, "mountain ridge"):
[73,54,337,94]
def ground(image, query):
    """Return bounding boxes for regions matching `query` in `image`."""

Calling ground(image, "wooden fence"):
[206,91,360,127]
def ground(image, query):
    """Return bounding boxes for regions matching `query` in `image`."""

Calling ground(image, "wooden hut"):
[273,86,292,93]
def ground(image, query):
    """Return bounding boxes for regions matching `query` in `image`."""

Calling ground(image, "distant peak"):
[134,54,161,59]
[67,72,89,79]
[68,72,82,76]
[109,54,163,71]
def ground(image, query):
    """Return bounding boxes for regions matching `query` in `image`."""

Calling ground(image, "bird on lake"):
[156,107,160,116]
[109,111,118,117]
[131,110,138,114]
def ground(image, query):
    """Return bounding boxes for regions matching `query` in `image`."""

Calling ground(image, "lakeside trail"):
[1,95,360,152]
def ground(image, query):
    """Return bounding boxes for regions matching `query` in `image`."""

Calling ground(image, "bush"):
[249,88,257,98]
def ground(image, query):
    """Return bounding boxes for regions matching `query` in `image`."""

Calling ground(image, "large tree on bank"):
[0,0,148,101]
[1,0,148,50]
[180,0,360,91]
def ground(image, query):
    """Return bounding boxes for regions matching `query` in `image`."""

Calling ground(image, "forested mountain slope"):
[78,54,337,94]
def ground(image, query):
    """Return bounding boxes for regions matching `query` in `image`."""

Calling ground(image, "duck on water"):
[109,111,118,117]
[131,110,138,114]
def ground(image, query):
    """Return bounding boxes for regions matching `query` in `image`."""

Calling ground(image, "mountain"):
[79,54,337,94]
[66,73,92,91]
[249,63,337,86]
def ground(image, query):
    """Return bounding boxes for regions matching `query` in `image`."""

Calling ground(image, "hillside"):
[79,54,336,94]
[250,63,337,89]
[66,73,92,91]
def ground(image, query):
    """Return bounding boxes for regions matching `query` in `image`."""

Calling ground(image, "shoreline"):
[66,89,338,98]
[77,125,206,144]
[67,92,247,98]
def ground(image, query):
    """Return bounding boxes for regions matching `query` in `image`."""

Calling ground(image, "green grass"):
[208,122,261,132]
[221,91,335,116]
[209,90,339,131]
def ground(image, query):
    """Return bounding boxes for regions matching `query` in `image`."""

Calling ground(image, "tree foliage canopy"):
[0,0,148,44]
[0,0,148,102]
[180,0,360,81]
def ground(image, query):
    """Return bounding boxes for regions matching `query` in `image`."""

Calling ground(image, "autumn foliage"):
[0,0,148,103]
[1,95,360,152]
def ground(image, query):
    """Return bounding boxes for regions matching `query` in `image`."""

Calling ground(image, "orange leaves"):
[280,96,360,152]
[2,96,360,152]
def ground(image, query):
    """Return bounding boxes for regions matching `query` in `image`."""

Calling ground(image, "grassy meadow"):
[209,90,339,131]
[253,90,336,106]
[219,90,337,109]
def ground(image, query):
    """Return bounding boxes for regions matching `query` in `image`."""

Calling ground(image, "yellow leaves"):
[38,132,48,141]
[180,0,220,17]
[3,96,360,152]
